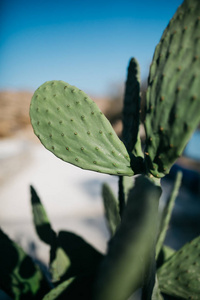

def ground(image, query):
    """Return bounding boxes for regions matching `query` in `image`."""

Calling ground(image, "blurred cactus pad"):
[19,0,200,299]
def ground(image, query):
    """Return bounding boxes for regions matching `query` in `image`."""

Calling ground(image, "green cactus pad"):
[122,58,143,157]
[144,0,200,177]
[94,176,161,300]
[42,278,75,300]
[157,236,200,299]
[30,81,133,176]
[50,231,103,283]
[43,275,95,300]
[30,185,56,245]
[102,183,121,237]
[0,229,49,299]
[156,171,182,259]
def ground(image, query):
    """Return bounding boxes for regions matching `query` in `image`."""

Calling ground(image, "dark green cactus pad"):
[30,80,133,176]
[102,183,121,237]
[157,236,200,299]
[144,0,200,177]
[50,231,103,283]
[30,185,57,246]
[42,278,75,300]
[122,57,143,158]
[156,171,182,258]
[43,275,95,300]
[94,176,161,300]
[0,229,49,300]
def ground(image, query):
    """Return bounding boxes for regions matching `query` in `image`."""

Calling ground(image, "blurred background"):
[0,0,199,278]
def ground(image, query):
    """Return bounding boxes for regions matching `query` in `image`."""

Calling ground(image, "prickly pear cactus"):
[30,81,133,176]
[122,57,143,158]
[144,0,200,178]
[156,171,182,259]
[95,176,161,300]
[42,278,74,300]
[157,236,200,299]
[102,183,121,237]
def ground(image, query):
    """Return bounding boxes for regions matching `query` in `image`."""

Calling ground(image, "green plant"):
[29,0,199,299]
[1,0,200,299]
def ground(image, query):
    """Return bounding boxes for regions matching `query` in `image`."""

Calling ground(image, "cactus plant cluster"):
[1,0,200,299]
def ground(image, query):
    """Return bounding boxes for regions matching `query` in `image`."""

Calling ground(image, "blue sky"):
[0,0,183,96]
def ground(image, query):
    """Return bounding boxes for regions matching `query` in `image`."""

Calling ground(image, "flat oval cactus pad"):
[30,80,133,176]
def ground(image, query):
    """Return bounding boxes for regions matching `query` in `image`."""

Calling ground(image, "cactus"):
[30,81,134,176]
[157,236,200,299]
[30,185,56,246]
[0,229,49,299]
[30,186,103,283]
[144,0,200,178]
[94,176,161,300]
[42,278,75,300]
[156,171,182,259]
[42,275,95,300]
[22,0,200,299]
[121,57,143,159]
[101,183,121,237]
